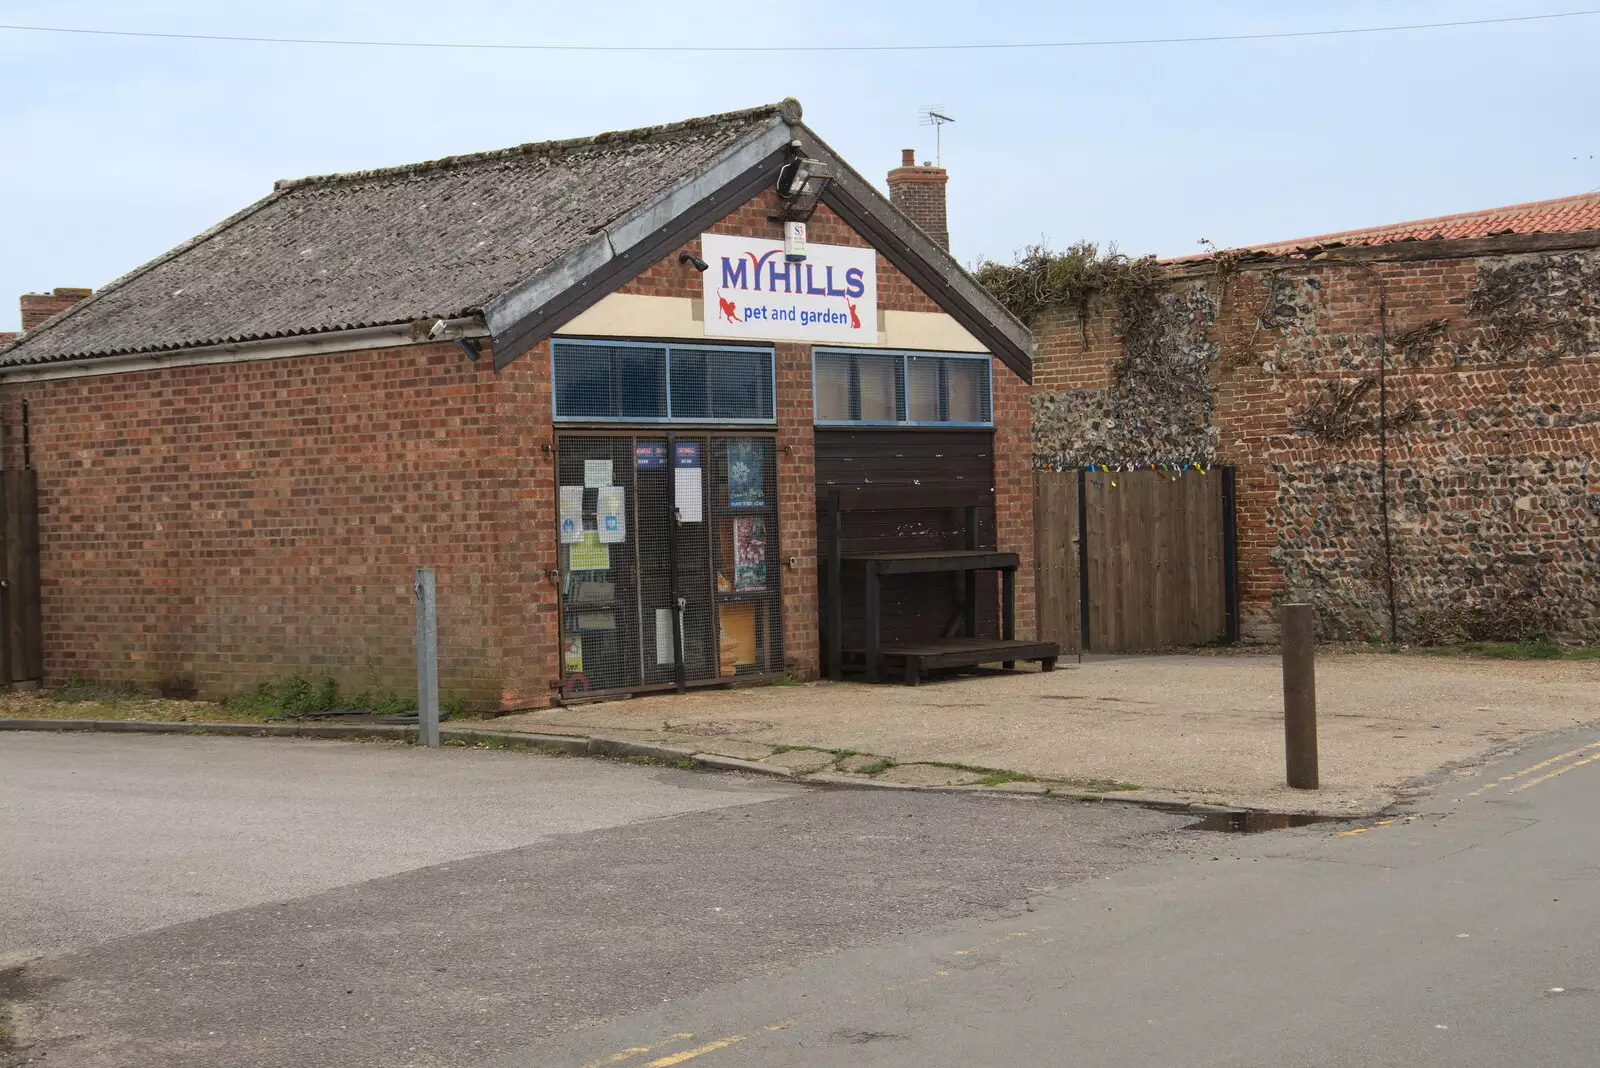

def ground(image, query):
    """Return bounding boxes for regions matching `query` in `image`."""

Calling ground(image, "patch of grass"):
[856,759,895,776]
[770,744,829,755]
[226,674,339,718]
[975,770,1037,787]
[772,675,802,686]
[441,696,470,720]
[350,689,417,717]
[46,676,141,703]
[674,756,696,770]
[1462,640,1594,660]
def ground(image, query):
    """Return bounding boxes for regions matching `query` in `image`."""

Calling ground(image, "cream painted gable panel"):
[555,293,985,353]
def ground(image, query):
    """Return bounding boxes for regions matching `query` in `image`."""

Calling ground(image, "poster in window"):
[596,485,626,544]
[569,531,610,571]
[733,516,768,591]
[727,438,765,508]
[559,486,585,544]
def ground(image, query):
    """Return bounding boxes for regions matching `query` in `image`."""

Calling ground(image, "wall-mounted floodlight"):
[777,142,832,221]
[679,252,709,272]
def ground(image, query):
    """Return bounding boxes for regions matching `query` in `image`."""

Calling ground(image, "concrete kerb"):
[0,718,796,781]
[0,718,1373,819]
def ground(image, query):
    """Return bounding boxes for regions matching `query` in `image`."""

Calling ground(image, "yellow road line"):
[1467,743,1600,796]
[647,1036,745,1066]
[582,1035,695,1068]
[1509,751,1600,794]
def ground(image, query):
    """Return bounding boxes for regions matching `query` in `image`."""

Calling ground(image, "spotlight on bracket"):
[777,141,832,222]
[679,252,709,272]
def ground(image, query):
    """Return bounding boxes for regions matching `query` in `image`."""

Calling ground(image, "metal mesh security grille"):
[552,341,776,423]
[557,433,782,698]
[814,349,991,426]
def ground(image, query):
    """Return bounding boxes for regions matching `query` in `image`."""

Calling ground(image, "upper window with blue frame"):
[552,340,775,423]
[813,349,992,426]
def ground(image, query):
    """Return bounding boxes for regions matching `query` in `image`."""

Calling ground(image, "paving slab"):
[877,762,987,786]
[469,652,1600,813]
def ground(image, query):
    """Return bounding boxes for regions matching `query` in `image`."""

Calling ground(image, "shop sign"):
[701,232,877,343]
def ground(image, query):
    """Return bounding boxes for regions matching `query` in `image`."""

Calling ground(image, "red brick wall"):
[1029,243,1600,644]
[0,342,514,704]
[0,186,1036,701]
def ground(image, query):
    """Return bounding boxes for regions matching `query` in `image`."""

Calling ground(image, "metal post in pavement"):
[415,567,440,748]
[1281,603,1318,789]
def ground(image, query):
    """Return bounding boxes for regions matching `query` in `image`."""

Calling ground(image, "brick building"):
[1027,194,1600,645]
[0,99,1036,707]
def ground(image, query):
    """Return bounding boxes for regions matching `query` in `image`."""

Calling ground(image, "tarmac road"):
[504,727,1600,1068]
[8,727,1596,1067]
[0,731,1186,1067]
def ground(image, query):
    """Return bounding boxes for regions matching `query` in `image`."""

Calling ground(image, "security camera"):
[427,318,448,340]
[679,252,709,272]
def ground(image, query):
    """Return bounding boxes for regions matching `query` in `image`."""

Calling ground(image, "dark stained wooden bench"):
[822,486,1060,685]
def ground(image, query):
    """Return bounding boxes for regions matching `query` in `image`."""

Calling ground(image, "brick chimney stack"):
[886,148,949,250]
[20,287,92,331]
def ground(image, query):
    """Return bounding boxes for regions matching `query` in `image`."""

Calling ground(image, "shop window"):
[814,350,990,426]
[552,340,775,423]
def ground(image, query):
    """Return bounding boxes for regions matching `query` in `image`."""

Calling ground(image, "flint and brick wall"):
[0,187,1035,700]
[1030,236,1600,644]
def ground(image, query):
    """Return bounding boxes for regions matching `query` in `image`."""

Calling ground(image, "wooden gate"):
[0,468,42,685]
[1035,468,1237,653]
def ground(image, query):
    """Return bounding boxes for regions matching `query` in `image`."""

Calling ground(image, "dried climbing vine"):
[1291,375,1424,443]
[974,241,1163,331]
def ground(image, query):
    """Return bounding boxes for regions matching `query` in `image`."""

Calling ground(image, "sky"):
[1,1,1597,332]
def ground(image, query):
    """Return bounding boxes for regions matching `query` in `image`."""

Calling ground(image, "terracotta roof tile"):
[1250,191,1600,253]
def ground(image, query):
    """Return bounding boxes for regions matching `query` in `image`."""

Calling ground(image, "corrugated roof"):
[0,102,790,367]
[1250,191,1600,253]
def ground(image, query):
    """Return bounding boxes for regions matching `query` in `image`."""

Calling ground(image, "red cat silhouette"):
[718,295,741,323]
[845,299,861,329]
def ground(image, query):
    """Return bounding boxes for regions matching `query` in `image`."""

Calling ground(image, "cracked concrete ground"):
[467,651,1600,813]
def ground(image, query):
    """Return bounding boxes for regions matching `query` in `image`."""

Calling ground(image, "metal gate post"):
[1076,468,1090,662]
[414,567,440,747]
[667,432,686,693]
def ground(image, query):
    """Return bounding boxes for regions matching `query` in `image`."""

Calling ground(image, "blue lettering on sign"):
[824,266,846,297]
[767,260,793,293]
[804,264,827,295]
[844,267,865,299]
[720,257,747,290]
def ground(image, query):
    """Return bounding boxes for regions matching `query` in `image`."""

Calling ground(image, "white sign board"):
[701,232,877,344]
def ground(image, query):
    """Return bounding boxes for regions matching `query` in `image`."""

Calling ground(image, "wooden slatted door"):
[0,469,43,685]
[1034,468,1235,653]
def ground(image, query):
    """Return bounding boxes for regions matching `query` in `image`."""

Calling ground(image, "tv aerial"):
[919,106,955,166]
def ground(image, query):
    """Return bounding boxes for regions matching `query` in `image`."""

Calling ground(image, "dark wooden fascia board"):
[489,146,789,369]
[789,128,1036,384]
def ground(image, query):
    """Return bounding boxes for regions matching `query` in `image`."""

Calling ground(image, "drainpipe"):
[1307,256,1396,643]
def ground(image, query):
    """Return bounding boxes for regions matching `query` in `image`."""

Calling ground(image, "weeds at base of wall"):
[1410,590,1555,647]
[1408,640,1596,661]
[44,676,142,703]
[225,673,471,721]
[37,673,472,723]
